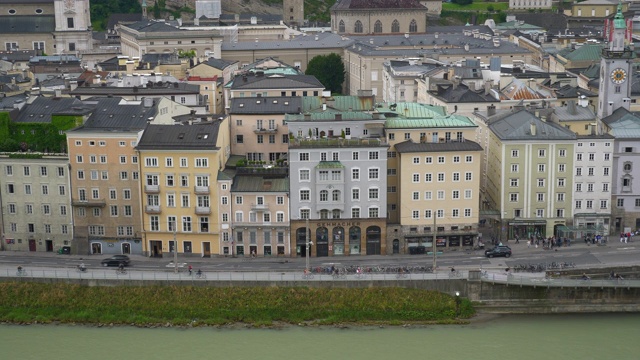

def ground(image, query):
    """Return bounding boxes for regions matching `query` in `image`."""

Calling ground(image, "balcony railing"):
[145,205,161,214]
[72,199,106,207]
[194,185,210,195]
[289,137,388,148]
[253,125,278,133]
[195,206,211,215]
[251,203,269,211]
[145,184,160,193]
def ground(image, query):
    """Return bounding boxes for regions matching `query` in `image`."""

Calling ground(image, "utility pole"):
[432,213,437,271]
[173,220,178,274]
[305,218,310,272]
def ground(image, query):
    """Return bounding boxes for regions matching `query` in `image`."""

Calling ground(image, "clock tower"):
[598,2,633,119]
[53,0,92,54]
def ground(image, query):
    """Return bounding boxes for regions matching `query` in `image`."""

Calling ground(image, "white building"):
[509,0,552,10]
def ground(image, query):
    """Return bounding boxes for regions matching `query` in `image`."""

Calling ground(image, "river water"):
[3,314,636,359]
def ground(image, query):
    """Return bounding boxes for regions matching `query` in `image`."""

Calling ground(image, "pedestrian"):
[188,264,193,275]
[515,234,520,244]
[527,239,531,248]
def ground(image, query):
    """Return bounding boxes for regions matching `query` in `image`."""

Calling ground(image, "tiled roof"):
[560,43,603,62]
[501,78,546,100]
[203,58,237,70]
[122,20,183,33]
[331,0,426,10]
[14,97,86,123]
[0,15,54,34]
[73,97,157,132]
[286,111,383,122]
[221,32,354,51]
[229,96,302,114]
[137,122,222,150]
[316,161,344,168]
[229,73,324,90]
[0,93,28,110]
[601,107,640,138]
[230,176,289,192]
[487,109,577,141]
[395,139,483,153]
[0,50,37,62]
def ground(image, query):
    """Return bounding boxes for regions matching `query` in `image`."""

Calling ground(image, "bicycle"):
[16,268,28,276]
[116,268,127,275]
[195,271,206,279]
[302,269,314,279]
[332,270,347,280]
[395,272,408,279]
[480,270,489,279]
[448,270,462,278]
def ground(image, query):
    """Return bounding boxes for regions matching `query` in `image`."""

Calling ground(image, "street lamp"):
[306,240,313,273]
[455,291,461,317]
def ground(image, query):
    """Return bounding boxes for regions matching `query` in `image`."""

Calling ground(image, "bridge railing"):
[480,273,640,288]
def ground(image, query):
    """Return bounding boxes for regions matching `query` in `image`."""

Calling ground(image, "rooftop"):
[229,96,302,114]
[72,97,158,132]
[395,139,483,153]
[229,73,324,90]
[230,176,289,192]
[137,122,222,150]
[601,107,640,138]
[331,0,426,10]
[484,109,577,141]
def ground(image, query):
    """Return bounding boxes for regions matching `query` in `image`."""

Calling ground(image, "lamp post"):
[455,291,461,317]
[305,218,312,272]
[172,220,178,274]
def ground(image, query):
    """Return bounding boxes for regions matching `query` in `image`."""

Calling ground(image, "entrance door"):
[45,240,53,252]
[122,243,131,254]
[203,242,211,257]
[392,239,399,254]
[28,239,36,252]
[91,243,102,254]
[150,240,162,257]
[316,243,329,257]
[366,226,381,255]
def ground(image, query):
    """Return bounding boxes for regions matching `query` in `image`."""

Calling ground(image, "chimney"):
[322,103,327,111]
[54,89,62,98]
[125,60,135,74]
[567,100,577,115]
[143,97,154,108]
[484,80,492,95]
[69,80,78,91]
[452,76,460,90]
[530,122,536,136]
[304,113,311,120]
[578,95,588,108]
[487,105,496,116]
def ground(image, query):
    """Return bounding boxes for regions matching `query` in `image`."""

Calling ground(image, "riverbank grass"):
[0,283,474,326]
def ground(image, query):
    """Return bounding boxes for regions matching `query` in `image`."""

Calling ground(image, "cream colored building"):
[229,176,290,257]
[330,0,429,35]
[136,120,231,258]
[570,0,627,18]
[394,139,483,252]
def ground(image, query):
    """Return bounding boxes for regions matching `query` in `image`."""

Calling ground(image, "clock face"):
[64,0,75,10]
[611,68,627,84]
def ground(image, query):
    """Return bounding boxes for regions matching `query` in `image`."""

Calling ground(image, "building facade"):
[330,0,429,35]
[0,154,73,252]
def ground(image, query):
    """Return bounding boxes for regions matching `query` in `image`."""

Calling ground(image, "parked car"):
[101,255,131,267]
[485,246,512,258]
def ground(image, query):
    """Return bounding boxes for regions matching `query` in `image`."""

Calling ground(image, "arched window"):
[409,19,417,33]
[320,190,328,202]
[391,20,400,33]
[319,210,329,219]
[339,20,345,33]
[623,163,632,171]
[374,20,382,33]
[332,209,341,219]
[354,20,363,33]
[332,190,340,201]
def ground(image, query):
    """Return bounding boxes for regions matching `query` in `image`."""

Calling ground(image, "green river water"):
[2,314,637,359]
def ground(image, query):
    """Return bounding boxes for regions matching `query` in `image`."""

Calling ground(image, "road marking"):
[618,247,635,250]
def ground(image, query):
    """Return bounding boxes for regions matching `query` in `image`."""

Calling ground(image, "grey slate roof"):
[0,93,28,110]
[430,83,496,103]
[553,103,596,122]
[230,176,289,192]
[229,96,302,114]
[107,13,144,30]
[428,25,494,35]
[136,122,221,150]
[553,84,597,98]
[204,58,236,70]
[14,97,86,123]
[122,20,184,33]
[487,109,577,141]
[0,15,55,34]
[0,50,37,62]
[218,13,283,24]
[331,0,426,10]
[140,53,181,67]
[507,13,568,32]
[230,73,324,90]
[395,139,483,153]
[601,107,640,138]
[74,97,157,132]
[221,32,354,51]
[70,82,200,96]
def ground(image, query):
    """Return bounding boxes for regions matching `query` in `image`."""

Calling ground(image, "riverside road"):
[0,239,638,275]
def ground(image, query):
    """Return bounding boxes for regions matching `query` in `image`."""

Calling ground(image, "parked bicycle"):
[116,268,127,275]
[16,266,27,276]
[448,268,462,278]
[302,269,314,280]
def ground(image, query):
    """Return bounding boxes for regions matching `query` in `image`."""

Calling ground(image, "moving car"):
[485,246,512,258]
[101,255,131,267]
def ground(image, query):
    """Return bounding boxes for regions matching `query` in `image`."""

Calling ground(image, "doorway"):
[392,239,399,254]
[203,242,211,257]
[91,242,102,254]
[28,239,36,252]
[45,240,53,252]
[122,243,131,254]
[150,240,162,257]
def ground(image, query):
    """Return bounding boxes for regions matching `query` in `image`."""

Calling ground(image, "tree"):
[305,53,345,94]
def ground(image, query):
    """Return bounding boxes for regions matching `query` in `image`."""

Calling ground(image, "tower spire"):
[614,0,625,29]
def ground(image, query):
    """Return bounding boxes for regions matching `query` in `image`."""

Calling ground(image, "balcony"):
[145,205,161,214]
[145,184,160,193]
[195,206,211,215]
[72,199,106,207]
[251,203,269,211]
[253,125,278,133]
[194,185,210,195]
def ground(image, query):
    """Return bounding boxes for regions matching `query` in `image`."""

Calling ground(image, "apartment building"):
[228,96,302,162]
[475,107,577,239]
[229,175,290,257]
[136,120,230,257]
[287,111,388,257]
[394,140,483,253]
[66,97,158,255]
[0,154,72,252]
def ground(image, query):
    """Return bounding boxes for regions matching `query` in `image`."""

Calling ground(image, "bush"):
[487,5,494,11]
[453,0,473,5]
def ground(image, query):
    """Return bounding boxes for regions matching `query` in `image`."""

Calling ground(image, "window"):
[165,157,173,167]
[437,190,445,200]
[60,205,67,215]
[464,190,472,199]
[24,184,32,195]
[352,168,359,180]
[510,193,518,202]
[110,205,119,216]
[236,135,244,144]
[576,168,582,176]
[319,190,328,202]
[510,178,519,187]
[425,157,432,164]
[300,209,310,219]
[195,158,208,167]
[300,190,310,201]
[600,200,608,209]
[465,172,472,181]
[369,207,379,218]
[424,191,432,200]
[100,155,107,163]
[437,173,445,182]
[23,166,30,176]
[412,210,420,220]
[368,151,379,160]
[603,183,609,192]
[120,171,128,180]
[425,173,432,182]
[6,165,13,176]
[352,188,360,200]
[538,179,545,187]
[236,196,243,205]
[392,19,400,32]
[538,164,545,172]
[412,173,420,183]
[182,216,192,232]
[43,204,50,215]
[438,156,445,164]
[150,216,159,231]
[577,153,583,161]
[67,17,74,28]
[369,188,379,200]
[557,193,565,202]
[556,209,564,218]
[511,164,519,173]
[558,178,565,187]
[537,193,545,202]
[299,153,309,161]
[604,153,610,161]
[354,20,363,33]
[369,168,379,180]
[538,149,546,157]
[181,194,190,207]
[352,152,359,160]
[453,172,460,182]
[319,170,329,181]
[124,206,132,216]
[145,157,158,167]
[109,189,117,200]
[200,217,209,233]
[180,158,188,167]
[412,191,420,200]
[617,199,624,207]
[588,168,594,176]
[277,196,284,205]
[536,209,544,218]
[558,164,565,172]
[166,175,174,187]
[40,166,47,176]
[352,208,360,218]
[575,200,582,209]
[452,190,460,199]
[26,204,33,214]
[167,194,175,207]
[512,150,519,158]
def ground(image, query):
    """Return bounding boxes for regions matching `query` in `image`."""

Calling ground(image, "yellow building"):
[394,140,483,252]
[136,120,230,257]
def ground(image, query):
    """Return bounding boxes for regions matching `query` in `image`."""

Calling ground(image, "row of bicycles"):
[512,262,576,273]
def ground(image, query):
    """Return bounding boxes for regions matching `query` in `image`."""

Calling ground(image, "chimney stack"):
[487,105,496,116]
[567,100,577,115]
[530,122,536,136]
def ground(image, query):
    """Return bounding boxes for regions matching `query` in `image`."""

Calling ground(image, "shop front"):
[290,219,385,257]
[507,220,547,240]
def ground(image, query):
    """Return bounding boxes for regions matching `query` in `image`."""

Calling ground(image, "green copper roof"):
[385,114,477,129]
[301,96,376,112]
[377,102,447,118]
[614,1,626,29]
[285,111,382,121]
[316,161,344,169]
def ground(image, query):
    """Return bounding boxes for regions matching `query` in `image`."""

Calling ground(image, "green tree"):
[305,53,345,94]
[453,0,473,5]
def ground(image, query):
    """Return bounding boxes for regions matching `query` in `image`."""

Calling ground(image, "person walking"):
[515,234,520,244]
